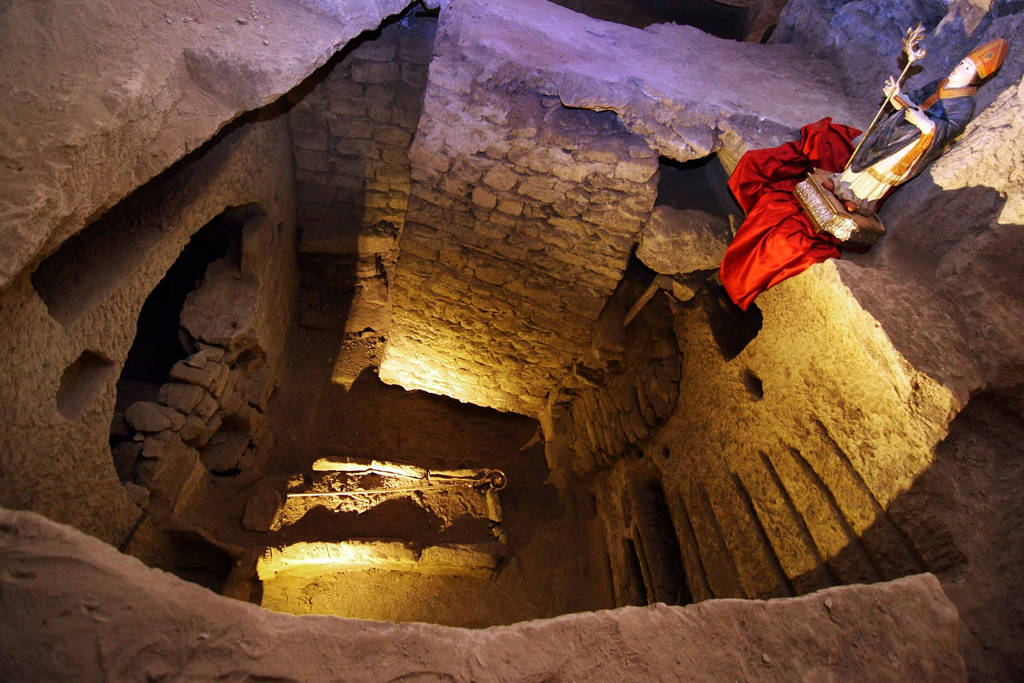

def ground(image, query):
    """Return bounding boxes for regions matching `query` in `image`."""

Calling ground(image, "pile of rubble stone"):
[111,257,278,517]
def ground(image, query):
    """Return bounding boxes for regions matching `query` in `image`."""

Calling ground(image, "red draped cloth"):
[720,118,861,310]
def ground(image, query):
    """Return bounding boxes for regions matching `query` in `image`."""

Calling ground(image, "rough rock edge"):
[0,507,966,682]
[433,0,875,172]
[0,0,413,290]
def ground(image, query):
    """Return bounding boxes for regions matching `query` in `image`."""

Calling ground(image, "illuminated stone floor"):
[249,323,615,626]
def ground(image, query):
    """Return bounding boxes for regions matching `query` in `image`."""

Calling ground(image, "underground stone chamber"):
[2,0,1024,680]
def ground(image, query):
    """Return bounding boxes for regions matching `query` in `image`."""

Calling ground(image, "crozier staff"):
[831,37,1008,215]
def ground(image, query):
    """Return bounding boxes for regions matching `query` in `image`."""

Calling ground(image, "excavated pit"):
[3,0,1024,680]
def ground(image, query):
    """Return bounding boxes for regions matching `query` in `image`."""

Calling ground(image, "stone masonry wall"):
[380,55,659,414]
[540,280,682,477]
[550,269,961,610]
[288,17,435,332]
[290,18,435,237]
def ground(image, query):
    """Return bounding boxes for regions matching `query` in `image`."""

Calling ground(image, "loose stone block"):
[193,391,218,421]
[193,414,222,449]
[125,401,173,433]
[169,361,218,390]
[242,484,283,532]
[201,429,250,473]
[158,383,205,414]
[141,430,188,461]
[178,414,206,443]
[636,206,731,276]
[137,446,205,516]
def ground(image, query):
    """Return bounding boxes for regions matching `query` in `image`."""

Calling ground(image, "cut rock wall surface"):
[0,0,413,290]
[587,269,956,604]
[0,508,967,683]
[0,115,297,545]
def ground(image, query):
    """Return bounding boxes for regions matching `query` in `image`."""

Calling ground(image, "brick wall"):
[288,17,435,331]
[380,58,659,414]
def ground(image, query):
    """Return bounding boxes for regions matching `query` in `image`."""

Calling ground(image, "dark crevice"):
[741,369,764,400]
[655,155,741,218]
[629,477,692,605]
[701,284,762,361]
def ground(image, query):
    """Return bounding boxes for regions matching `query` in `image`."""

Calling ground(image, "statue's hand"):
[905,106,936,133]
[883,76,901,100]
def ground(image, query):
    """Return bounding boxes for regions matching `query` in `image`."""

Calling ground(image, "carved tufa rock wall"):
[0,115,298,545]
[0,0,413,290]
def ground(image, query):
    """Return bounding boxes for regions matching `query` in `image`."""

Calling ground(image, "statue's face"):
[948,57,979,87]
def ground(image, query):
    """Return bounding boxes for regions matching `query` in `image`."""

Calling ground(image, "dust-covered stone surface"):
[421,0,873,169]
[0,114,297,545]
[0,0,415,291]
[0,508,966,683]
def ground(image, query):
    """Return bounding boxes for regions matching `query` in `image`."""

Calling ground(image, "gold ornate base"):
[794,169,885,248]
